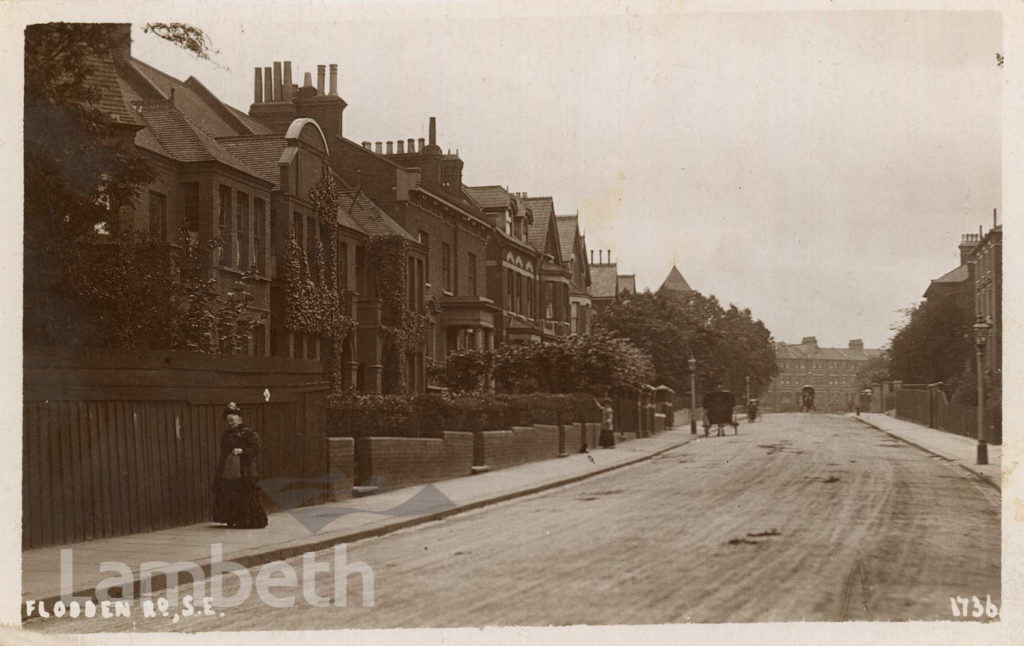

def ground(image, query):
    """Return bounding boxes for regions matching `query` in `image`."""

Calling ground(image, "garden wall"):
[354,432,474,488]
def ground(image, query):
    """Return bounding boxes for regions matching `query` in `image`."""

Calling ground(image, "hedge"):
[328,391,601,439]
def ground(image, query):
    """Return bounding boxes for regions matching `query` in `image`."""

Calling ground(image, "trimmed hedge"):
[328,391,600,439]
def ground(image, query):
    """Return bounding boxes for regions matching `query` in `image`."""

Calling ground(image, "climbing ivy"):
[283,167,355,386]
[365,234,429,393]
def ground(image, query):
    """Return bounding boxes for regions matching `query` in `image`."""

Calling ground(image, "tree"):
[24,22,219,348]
[887,295,973,387]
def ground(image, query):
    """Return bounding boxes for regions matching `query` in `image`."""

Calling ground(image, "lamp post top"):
[973,317,992,348]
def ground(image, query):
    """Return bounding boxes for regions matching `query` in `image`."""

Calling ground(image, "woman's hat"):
[223,401,242,418]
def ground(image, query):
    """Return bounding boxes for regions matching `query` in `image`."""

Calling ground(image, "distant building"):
[764,337,882,412]
[589,249,621,316]
[659,265,693,294]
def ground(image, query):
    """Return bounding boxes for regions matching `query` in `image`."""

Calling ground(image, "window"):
[253,324,266,357]
[407,256,416,311]
[504,211,512,236]
[515,273,523,313]
[506,270,514,310]
[415,259,424,312]
[441,243,451,292]
[181,182,199,233]
[337,242,348,291]
[253,198,266,275]
[148,191,167,241]
[236,192,249,269]
[219,186,232,264]
[468,253,477,297]
[293,212,304,247]
[419,231,429,280]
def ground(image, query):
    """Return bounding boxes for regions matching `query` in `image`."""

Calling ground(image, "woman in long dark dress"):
[212,402,268,528]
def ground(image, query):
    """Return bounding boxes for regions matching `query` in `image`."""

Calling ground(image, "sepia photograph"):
[5,1,1022,643]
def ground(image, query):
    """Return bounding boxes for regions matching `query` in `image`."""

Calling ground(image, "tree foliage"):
[595,290,777,397]
[887,296,973,387]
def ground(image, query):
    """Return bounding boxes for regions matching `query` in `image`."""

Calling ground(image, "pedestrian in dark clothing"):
[212,402,268,528]
[596,397,616,448]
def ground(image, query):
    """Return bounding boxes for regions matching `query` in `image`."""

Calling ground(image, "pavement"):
[21,412,1002,614]
[852,412,1001,490]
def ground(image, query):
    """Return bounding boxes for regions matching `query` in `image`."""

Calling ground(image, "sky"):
[125,7,1002,350]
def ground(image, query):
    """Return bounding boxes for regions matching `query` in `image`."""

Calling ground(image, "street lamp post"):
[745,375,750,405]
[973,317,992,466]
[689,356,697,435]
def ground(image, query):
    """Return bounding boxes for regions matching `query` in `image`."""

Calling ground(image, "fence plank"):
[24,403,42,549]
[101,401,120,539]
[40,402,55,547]
[78,402,96,542]
[56,402,75,544]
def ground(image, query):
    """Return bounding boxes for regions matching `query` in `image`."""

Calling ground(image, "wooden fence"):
[894,385,1001,445]
[23,348,330,550]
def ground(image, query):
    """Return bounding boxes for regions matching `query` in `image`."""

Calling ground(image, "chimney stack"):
[254,67,263,103]
[397,140,405,154]
[417,137,425,152]
[264,67,273,101]
[848,339,864,351]
[282,62,293,101]
[386,141,394,155]
[316,65,326,94]
[375,142,383,154]
[272,62,282,102]
[429,117,437,147]
[329,64,339,96]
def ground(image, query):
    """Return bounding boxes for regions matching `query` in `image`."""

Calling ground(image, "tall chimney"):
[282,61,293,101]
[375,142,383,154]
[254,67,263,103]
[407,138,415,152]
[590,250,594,263]
[316,65,326,94]
[599,250,603,263]
[429,117,437,146]
[386,141,394,155]
[397,140,405,154]
[329,64,339,96]
[264,67,273,101]
[302,71,313,88]
[994,208,998,228]
[272,62,282,102]
[417,137,425,152]
[608,250,612,263]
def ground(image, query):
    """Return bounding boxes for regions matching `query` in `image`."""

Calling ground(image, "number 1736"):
[950,595,998,619]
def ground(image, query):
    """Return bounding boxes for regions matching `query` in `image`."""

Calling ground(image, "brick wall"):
[479,425,559,469]
[327,437,355,501]
[356,432,473,489]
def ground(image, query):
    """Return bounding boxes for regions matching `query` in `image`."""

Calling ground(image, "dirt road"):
[30,413,1001,631]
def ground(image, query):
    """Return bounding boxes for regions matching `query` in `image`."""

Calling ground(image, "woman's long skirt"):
[212,478,268,528]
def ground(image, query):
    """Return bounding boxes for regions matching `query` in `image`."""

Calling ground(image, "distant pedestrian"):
[596,397,616,448]
[212,402,268,528]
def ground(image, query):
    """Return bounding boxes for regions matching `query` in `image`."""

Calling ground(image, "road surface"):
[29,413,1001,631]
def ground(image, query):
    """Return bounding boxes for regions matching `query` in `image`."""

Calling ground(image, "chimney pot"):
[272,62,282,102]
[302,71,313,88]
[316,65,326,94]
[329,64,339,96]
[417,137,425,152]
[590,250,594,263]
[386,141,394,155]
[264,67,273,102]
[282,61,293,101]
[407,138,415,152]
[375,142,383,154]
[397,140,406,154]
[429,117,437,146]
[599,250,603,263]
[362,141,371,149]
[254,67,263,103]
[608,250,612,263]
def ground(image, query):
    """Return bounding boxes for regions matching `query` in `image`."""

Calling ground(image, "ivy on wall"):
[365,234,429,393]
[283,166,355,385]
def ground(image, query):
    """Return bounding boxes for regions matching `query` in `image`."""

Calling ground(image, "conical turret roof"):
[660,265,693,293]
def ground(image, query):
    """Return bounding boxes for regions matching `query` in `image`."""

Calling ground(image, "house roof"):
[776,342,883,362]
[217,135,289,188]
[660,265,693,293]
[590,264,619,299]
[523,196,556,254]
[931,264,970,285]
[81,52,144,127]
[135,101,264,180]
[131,57,269,137]
[555,215,578,261]
[463,185,510,210]
[338,188,415,241]
[618,274,636,294]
